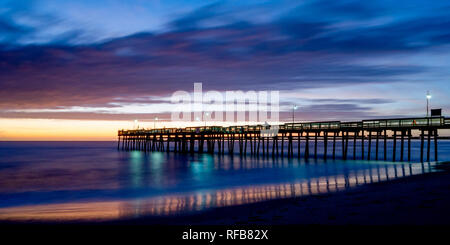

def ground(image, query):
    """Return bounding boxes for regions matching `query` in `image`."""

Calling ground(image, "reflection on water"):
[0,153,435,221]
[120,161,433,217]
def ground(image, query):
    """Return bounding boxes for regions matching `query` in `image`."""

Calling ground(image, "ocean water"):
[0,140,449,221]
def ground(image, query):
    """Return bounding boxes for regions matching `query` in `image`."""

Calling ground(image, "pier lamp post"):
[426,91,431,117]
[154,117,158,129]
[292,105,298,125]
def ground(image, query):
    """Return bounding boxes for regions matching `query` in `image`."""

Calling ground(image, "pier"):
[118,116,450,162]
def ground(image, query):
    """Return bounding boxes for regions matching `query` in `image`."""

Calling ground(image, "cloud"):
[0,4,35,45]
[305,98,394,104]
[0,0,449,121]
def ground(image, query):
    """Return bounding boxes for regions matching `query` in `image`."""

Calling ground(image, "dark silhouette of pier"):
[118,116,450,162]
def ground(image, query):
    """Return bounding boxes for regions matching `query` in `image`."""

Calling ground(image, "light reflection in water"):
[130,151,144,187]
[0,161,435,221]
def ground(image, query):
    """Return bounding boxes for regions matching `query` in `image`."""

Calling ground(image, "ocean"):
[0,140,449,221]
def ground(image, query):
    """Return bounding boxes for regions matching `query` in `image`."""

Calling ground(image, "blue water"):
[0,140,448,221]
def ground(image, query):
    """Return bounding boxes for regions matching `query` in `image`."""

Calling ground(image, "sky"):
[1,0,450,140]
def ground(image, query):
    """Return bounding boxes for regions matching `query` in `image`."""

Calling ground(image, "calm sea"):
[0,140,449,221]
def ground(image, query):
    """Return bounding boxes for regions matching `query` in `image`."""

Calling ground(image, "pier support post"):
[222,133,225,155]
[434,129,438,161]
[400,130,405,161]
[427,129,431,162]
[238,133,243,156]
[361,130,365,159]
[250,134,253,155]
[375,131,379,160]
[232,134,236,154]
[272,136,276,157]
[305,133,309,159]
[190,135,195,153]
[244,133,248,156]
[276,135,279,155]
[344,131,349,160]
[257,135,260,156]
[408,129,411,161]
[227,134,231,154]
[286,133,289,157]
[289,132,293,157]
[166,135,170,152]
[153,135,156,151]
[368,131,372,160]
[341,131,345,159]
[332,131,336,159]
[384,130,387,161]
[324,131,328,160]
[420,129,424,162]
[149,134,156,151]
[262,136,265,156]
[314,132,318,159]
[174,134,178,153]
[353,131,357,160]
[393,130,397,161]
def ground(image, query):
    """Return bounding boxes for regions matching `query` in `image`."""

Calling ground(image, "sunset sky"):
[1,0,450,140]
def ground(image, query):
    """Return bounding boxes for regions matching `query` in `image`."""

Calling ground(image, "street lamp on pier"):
[426,91,431,117]
[292,105,298,124]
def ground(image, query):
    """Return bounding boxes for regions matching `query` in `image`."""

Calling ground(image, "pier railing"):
[119,116,447,135]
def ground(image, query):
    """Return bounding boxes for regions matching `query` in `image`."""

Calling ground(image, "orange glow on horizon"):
[0,118,262,141]
[0,118,131,141]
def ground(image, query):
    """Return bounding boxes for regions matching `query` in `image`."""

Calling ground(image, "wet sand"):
[107,162,450,225]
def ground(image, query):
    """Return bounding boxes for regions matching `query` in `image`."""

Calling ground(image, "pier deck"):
[118,116,450,162]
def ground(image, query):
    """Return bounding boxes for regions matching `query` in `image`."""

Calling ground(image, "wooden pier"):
[118,116,450,162]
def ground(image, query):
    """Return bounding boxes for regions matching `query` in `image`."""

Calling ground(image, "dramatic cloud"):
[0,0,449,122]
